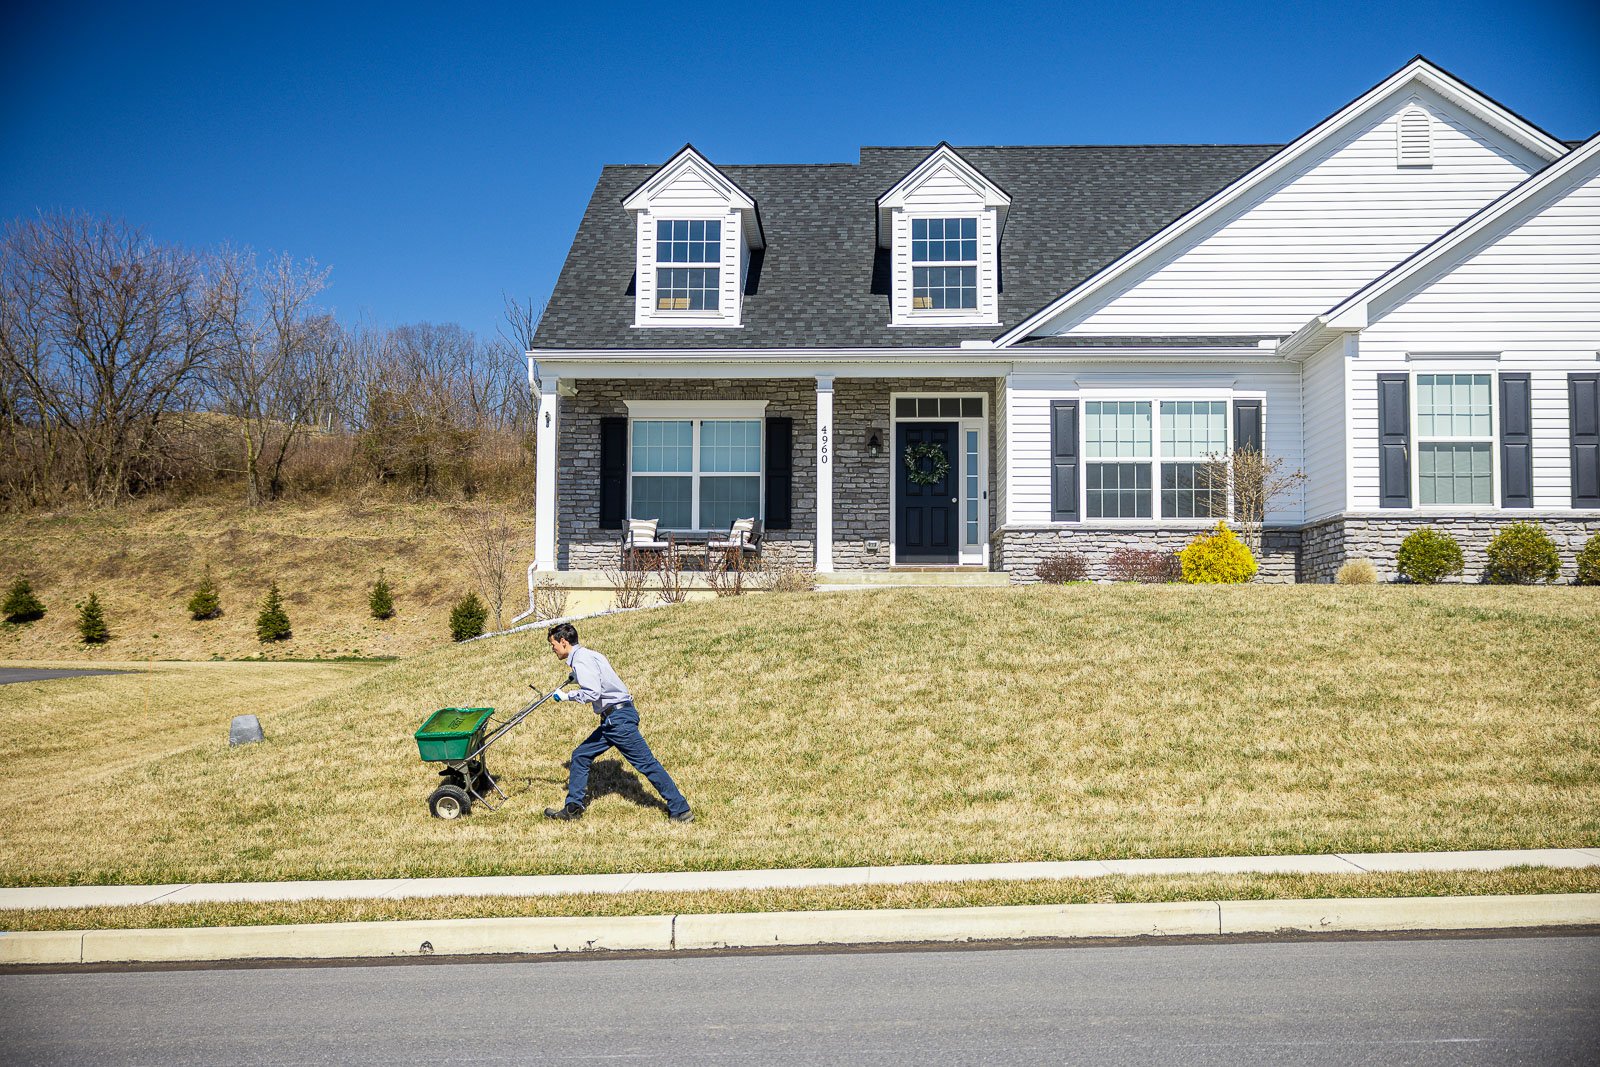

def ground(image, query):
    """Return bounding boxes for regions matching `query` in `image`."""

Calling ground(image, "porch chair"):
[621,517,673,569]
[705,517,762,570]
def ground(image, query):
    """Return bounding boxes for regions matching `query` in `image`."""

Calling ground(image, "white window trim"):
[887,392,989,566]
[623,400,768,532]
[891,209,1001,328]
[1410,368,1500,512]
[1075,392,1257,525]
[633,209,742,329]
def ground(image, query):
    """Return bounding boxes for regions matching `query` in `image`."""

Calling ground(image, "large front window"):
[655,219,720,310]
[1084,399,1235,520]
[911,217,977,310]
[630,418,761,530]
[1416,373,1493,505]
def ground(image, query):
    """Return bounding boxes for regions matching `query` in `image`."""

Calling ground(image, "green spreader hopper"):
[411,681,567,820]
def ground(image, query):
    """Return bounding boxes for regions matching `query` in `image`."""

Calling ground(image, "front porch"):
[531,372,1003,577]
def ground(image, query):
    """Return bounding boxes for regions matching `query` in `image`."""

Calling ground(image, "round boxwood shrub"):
[1395,528,1464,585]
[450,592,488,642]
[1577,531,1600,586]
[3,577,46,623]
[1178,523,1257,584]
[1484,521,1560,585]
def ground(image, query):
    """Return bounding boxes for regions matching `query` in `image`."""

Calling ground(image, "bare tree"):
[211,251,334,505]
[1202,449,1308,555]
[457,505,524,629]
[0,214,227,501]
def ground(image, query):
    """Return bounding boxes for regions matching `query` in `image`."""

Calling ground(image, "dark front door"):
[896,422,958,564]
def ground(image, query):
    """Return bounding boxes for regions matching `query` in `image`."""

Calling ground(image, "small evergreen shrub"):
[3,577,46,623]
[1577,531,1600,586]
[1105,548,1180,584]
[255,582,292,642]
[187,568,223,620]
[1395,528,1464,585]
[76,592,110,644]
[1035,551,1088,584]
[1178,523,1257,584]
[450,592,488,642]
[1484,522,1560,585]
[1335,558,1378,585]
[369,570,396,620]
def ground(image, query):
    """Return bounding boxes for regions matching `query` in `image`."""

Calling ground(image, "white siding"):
[1349,159,1600,511]
[1301,336,1349,522]
[994,376,1009,524]
[1005,363,1305,525]
[1042,88,1545,338]
[889,162,1001,327]
[646,168,728,208]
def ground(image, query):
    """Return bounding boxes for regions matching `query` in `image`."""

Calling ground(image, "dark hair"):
[547,622,579,645]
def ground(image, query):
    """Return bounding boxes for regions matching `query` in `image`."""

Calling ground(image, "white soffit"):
[992,57,1570,349]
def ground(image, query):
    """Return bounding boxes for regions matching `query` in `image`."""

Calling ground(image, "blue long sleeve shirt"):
[564,645,633,715]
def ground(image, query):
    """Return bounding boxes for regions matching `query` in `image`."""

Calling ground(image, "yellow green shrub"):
[1178,522,1257,584]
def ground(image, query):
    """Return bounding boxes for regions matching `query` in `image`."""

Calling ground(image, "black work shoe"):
[544,803,584,821]
[668,809,694,824]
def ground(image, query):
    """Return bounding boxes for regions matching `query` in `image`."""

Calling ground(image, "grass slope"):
[1,585,1596,887]
[0,497,535,660]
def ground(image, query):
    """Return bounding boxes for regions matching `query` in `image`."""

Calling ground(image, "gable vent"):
[1397,106,1433,167]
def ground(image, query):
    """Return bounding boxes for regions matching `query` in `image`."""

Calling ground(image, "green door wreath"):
[903,442,950,486]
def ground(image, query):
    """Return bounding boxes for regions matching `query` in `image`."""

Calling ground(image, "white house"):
[529,57,1599,584]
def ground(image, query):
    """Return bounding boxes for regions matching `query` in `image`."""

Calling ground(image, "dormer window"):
[912,217,978,309]
[622,146,764,329]
[878,144,1009,327]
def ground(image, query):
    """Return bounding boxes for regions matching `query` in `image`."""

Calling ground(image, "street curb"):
[3,894,1596,966]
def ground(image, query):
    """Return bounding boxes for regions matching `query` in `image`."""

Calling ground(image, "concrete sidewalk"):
[4,848,1596,912]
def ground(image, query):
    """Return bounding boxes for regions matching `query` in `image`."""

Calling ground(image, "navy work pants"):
[564,703,690,817]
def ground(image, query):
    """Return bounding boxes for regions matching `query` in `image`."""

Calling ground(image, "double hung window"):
[1084,400,1234,520]
[911,217,977,310]
[1416,373,1493,505]
[655,219,720,311]
[630,417,761,530]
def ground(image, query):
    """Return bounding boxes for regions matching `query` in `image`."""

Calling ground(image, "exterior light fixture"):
[867,431,882,456]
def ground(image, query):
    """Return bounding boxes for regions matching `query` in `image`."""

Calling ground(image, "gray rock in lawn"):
[229,714,265,746]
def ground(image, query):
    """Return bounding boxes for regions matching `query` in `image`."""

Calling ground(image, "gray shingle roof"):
[533,145,1284,350]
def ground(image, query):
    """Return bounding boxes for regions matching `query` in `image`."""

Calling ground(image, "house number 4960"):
[819,425,830,464]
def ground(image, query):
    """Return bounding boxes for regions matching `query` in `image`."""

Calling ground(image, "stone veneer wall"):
[994,526,1301,583]
[557,377,1001,570]
[1297,514,1600,583]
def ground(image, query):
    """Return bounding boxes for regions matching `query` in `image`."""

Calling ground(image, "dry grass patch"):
[0,497,535,661]
[4,867,1594,932]
[1,585,1596,886]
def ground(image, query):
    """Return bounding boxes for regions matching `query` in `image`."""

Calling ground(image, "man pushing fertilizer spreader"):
[542,621,694,824]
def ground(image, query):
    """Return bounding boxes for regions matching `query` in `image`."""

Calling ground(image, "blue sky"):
[2,0,1596,340]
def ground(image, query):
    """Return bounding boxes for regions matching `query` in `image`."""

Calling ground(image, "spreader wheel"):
[428,784,472,820]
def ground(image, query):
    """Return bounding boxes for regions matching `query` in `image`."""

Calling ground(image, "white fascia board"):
[992,57,1570,349]
[621,144,764,250]
[876,143,1012,247]
[1321,132,1600,329]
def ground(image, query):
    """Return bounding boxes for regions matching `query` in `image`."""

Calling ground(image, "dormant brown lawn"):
[1,585,1595,888]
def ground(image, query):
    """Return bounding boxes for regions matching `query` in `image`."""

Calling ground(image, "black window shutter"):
[1233,399,1262,453]
[765,417,792,529]
[599,417,627,529]
[1050,400,1079,522]
[1499,373,1533,508]
[1377,373,1410,508]
[1572,373,1600,508]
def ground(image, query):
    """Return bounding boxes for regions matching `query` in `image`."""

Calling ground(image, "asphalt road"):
[0,667,127,686]
[2,934,1596,1065]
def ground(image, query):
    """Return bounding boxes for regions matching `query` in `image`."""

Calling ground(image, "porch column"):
[534,376,559,572]
[815,375,834,572]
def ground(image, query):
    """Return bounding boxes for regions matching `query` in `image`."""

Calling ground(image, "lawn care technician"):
[543,621,693,823]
